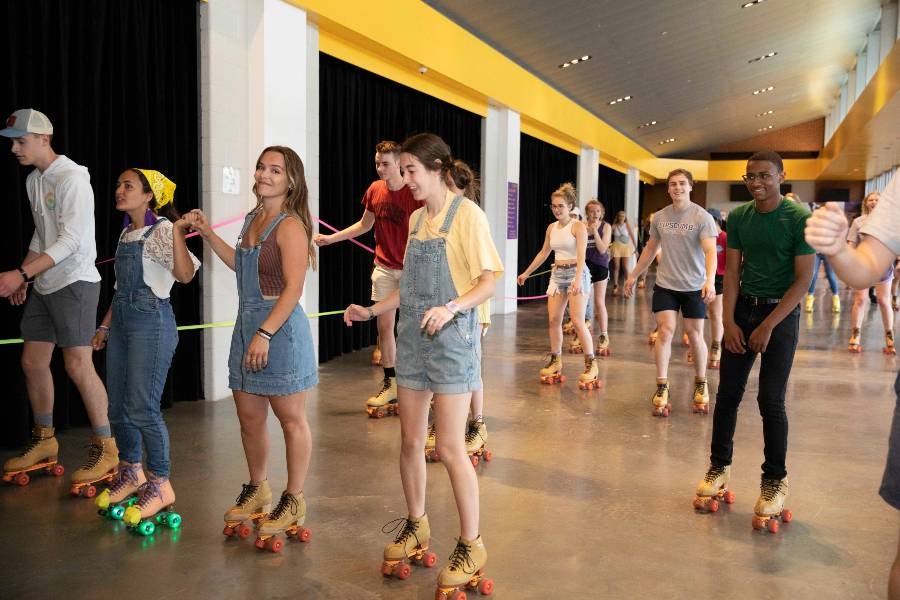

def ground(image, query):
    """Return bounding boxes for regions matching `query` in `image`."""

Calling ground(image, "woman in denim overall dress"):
[92,169,199,527]
[344,134,503,597]
[190,146,318,549]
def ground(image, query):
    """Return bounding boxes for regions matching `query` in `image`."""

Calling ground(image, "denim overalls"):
[107,218,178,478]
[396,196,480,394]
[227,211,317,396]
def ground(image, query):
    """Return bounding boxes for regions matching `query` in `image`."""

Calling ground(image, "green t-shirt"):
[727,198,815,298]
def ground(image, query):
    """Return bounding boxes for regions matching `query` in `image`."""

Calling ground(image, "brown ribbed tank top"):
[257,221,284,296]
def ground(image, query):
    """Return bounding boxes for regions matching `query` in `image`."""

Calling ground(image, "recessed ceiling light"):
[757,124,775,132]
[608,95,632,105]
[748,51,778,64]
[637,120,658,129]
[742,0,767,7]
[752,85,775,95]
[755,109,775,117]
[558,54,592,69]
[658,138,676,145]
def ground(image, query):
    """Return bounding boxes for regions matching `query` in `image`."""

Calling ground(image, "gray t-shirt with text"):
[649,202,718,291]
[861,172,900,255]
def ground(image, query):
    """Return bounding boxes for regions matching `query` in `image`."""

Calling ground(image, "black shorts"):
[714,274,724,296]
[587,262,609,283]
[652,285,707,319]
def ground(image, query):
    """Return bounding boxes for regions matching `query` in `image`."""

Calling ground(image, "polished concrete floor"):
[2,281,898,599]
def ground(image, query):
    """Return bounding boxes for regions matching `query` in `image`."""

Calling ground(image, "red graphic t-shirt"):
[716,230,727,276]
[362,180,420,270]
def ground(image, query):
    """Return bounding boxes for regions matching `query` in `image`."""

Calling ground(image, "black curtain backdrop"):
[517,134,578,300]
[318,53,482,363]
[597,163,625,223]
[0,1,201,447]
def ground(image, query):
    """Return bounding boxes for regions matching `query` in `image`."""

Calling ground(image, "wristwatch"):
[17,267,33,283]
[444,300,461,315]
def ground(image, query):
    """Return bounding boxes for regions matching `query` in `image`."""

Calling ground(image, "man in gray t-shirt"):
[624,168,718,416]
[806,170,900,597]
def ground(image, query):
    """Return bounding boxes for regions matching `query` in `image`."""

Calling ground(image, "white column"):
[848,67,858,103]
[867,29,880,82]
[201,0,316,401]
[577,146,599,210]
[625,168,640,227]
[882,4,897,62]
[481,104,520,314]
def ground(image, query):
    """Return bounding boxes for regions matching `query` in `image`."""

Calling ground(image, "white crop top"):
[550,220,577,261]
[115,219,201,299]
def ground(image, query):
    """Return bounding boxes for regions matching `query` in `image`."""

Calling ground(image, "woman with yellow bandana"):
[90,169,200,534]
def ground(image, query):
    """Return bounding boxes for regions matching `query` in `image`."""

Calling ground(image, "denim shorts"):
[547,265,591,297]
[228,301,318,396]
[396,307,482,394]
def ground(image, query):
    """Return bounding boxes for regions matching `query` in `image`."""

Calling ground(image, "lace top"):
[117,219,201,299]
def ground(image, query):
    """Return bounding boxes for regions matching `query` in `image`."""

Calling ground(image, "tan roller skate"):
[596,333,611,357]
[692,378,710,414]
[223,480,272,539]
[381,514,437,579]
[562,318,575,335]
[96,462,146,520]
[70,436,119,498]
[885,331,896,355]
[436,536,493,599]
[804,294,814,313]
[122,477,180,536]
[752,477,792,533]
[648,329,658,345]
[650,381,670,417]
[577,356,601,390]
[708,342,722,369]
[539,353,564,384]
[848,327,862,353]
[255,490,311,552]
[371,344,382,366]
[2,425,64,486]
[567,337,584,354]
[366,376,398,418]
[465,417,491,466]
[693,464,734,512]
[425,423,439,462]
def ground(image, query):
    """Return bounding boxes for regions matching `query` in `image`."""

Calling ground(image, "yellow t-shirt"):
[477,299,491,325]
[408,192,504,300]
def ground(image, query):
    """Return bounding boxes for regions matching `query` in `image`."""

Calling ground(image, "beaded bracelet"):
[256,328,273,341]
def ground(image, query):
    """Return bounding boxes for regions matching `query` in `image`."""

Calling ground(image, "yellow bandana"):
[136,169,176,210]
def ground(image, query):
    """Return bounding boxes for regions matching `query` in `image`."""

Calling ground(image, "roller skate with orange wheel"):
[848,328,862,353]
[562,318,575,335]
[539,353,564,385]
[692,378,710,414]
[70,436,119,498]
[96,462,146,520]
[424,423,440,462]
[223,480,272,539]
[255,490,311,552]
[577,356,601,390]
[371,344,382,366]
[123,477,181,536]
[682,333,690,347]
[2,425,64,487]
[435,536,493,599]
[465,417,491,466]
[381,514,437,579]
[366,376,399,418]
[595,333,610,357]
[650,381,670,417]
[708,342,721,369]
[752,477,792,533]
[884,331,896,355]
[566,337,584,354]
[693,464,734,512]
[648,329,658,345]
[637,277,646,289]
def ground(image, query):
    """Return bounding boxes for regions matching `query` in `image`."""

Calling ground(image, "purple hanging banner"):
[507,182,518,240]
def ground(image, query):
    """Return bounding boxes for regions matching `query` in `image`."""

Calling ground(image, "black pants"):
[710,298,800,479]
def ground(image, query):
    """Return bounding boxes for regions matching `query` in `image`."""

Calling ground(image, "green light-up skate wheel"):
[137,520,156,536]
[110,505,126,520]
[165,513,182,529]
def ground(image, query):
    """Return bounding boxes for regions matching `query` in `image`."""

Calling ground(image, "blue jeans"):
[106,290,178,477]
[808,254,839,295]
[710,298,800,479]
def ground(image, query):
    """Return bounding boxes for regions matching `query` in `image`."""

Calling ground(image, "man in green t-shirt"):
[692,151,815,532]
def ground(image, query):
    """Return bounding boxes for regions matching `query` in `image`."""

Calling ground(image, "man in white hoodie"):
[0,109,118,493]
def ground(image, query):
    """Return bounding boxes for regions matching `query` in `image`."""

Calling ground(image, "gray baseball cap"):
[0,108,53,137]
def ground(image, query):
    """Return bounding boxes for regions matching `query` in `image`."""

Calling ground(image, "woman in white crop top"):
[518,183,599,389]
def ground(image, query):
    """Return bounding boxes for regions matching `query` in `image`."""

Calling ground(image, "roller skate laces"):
[752,477,792,533]
[650,382,670,417]
[436,537,492,597]
[885,331,896,355]
[381,515,436,578]
[692,379,709,414]
[577,356,601,390]
[255,491,310,550]
[465,418,492,465]
[539,353,564,384]
[366,376,398,418]
[123,479,165,526]
[97,463,144,509]
[693,465,734,512]
[849,328,862,353]
[224,481,272,539]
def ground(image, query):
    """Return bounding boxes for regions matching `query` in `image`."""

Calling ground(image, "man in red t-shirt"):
[314,141,420,414]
